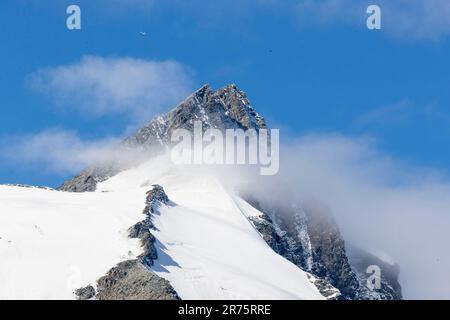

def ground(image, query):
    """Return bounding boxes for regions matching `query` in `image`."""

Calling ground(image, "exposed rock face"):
[248,214,287,255]
[74,285,96,300]
[303,204,359,299]
[244,198,401,300]
[59,167,115,192]
[124,84,266,148]
[248,206,313,272]
[59,84,266,192]
[306,273,341,300]
[246,199,342,299]
[95,260,179,300]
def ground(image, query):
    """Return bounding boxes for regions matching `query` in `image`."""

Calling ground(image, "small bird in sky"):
[140,31,147,36]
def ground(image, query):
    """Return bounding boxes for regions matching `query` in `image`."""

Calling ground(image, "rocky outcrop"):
[143,184,170,212]
[59,166,115,192]
[75,185,179,300]
[74,285,96,300]
[59,84,266,193]
[128,185,170,267]
[95,260,179,300]
[306,273,341,300]
[302,203,359,299]
[248,214,287,255]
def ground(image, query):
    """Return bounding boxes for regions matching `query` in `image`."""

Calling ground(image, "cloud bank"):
[227,133,450,299]
[29,56,195,121]
[288,134,450,299]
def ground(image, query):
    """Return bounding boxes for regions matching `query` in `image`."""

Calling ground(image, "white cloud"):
[229,133,450,299]
[354,100,415,129]
[283,134,450,299]
[28,56,195,120]
[1,129,121,175]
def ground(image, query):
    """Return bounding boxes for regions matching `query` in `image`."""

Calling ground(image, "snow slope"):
[0,185,144,299]
[0,156,323,300]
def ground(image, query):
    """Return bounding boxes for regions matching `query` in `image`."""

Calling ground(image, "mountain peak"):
[126,83,267,146]
[60,83,267,192]
[192,83,212,99]
[187,83,244,106]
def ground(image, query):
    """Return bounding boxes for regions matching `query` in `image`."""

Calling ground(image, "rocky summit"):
[59,84,266,193]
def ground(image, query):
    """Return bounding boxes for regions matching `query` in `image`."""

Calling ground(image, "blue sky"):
[2,0,450,187]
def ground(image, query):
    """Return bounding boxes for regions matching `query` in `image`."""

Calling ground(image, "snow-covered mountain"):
[0,84,402,300]
[0,158,323,300]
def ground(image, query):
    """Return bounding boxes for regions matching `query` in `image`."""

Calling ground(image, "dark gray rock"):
[248,212,312,272]
[74,285,96,300]
[248,214,285,252]
[302,204,359,299]
[59,167,115,192]
[143,184,170,214]
[246,199,315,275]
[128,185,170,267]
[95,260,179,300]
[128,219,154,239]
[306,273,341,300]
[128,220,158,267]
